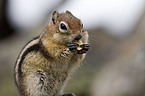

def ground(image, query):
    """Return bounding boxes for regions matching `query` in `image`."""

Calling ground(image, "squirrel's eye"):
[59,21,68,33]
[60,23,67,30]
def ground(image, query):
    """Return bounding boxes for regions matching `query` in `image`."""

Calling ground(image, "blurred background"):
[0,0,145,96]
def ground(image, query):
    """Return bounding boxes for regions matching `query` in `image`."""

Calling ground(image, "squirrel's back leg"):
[21,70,57,96]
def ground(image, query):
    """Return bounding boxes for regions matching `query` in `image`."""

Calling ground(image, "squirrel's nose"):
[75,35,82,41]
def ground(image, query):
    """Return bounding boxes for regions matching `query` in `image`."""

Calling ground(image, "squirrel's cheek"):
[68,36,73,41]
[53,33,60,40]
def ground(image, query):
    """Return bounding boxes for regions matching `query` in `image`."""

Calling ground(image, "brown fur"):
[15,11,88,96]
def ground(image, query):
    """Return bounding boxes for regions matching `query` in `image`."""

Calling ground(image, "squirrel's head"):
[47,10,83,45]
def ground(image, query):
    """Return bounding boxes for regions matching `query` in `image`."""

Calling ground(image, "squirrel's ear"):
[66,10,73,16]
[52,10,59,24]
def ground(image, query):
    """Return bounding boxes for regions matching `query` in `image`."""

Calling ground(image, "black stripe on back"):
[14,36,40,87]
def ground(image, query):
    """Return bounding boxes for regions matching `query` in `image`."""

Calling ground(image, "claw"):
[67,43,79,52]
[80,44,89,51]
[78,44,90,54]
[67,43,79,47]
[37,70,45,85]
[67,43,89,54]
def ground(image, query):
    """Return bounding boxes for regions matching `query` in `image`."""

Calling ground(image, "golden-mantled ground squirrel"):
[15,10,89,96]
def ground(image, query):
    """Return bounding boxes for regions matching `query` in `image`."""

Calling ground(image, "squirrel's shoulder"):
[16,36,40,66]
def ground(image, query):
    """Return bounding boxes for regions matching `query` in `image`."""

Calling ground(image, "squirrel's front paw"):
[67,43,89,54]
[78,44,89,54]
[67,43,79,52]
[62,93,76,96]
